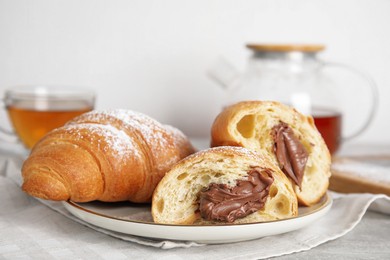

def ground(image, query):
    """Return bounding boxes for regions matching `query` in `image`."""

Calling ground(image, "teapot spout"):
[207,57,240,90]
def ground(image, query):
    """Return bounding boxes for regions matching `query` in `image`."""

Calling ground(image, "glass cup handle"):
[323,62,379,141]
[0,99,29,158]
[0,99,19,142]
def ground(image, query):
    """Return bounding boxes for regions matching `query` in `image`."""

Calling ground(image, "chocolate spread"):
[198,168,274,223]
[272,122,308,188]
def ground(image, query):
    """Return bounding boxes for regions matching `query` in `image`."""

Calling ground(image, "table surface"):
[283,142,390,259]
[278,210,390,259]
[1,141,389,259]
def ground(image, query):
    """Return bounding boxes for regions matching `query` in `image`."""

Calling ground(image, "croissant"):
[21,109,195,203]
[152,146,298,224]
[210,101,331,206]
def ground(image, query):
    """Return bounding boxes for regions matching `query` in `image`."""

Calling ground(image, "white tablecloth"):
[1,155,390,259]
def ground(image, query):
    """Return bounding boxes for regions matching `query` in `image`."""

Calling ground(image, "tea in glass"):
[3,86,95,148]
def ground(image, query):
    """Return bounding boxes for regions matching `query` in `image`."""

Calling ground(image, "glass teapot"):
[208,44,378,154]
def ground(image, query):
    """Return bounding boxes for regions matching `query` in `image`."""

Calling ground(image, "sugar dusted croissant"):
[21,109,195,203]
[152,146,298,225]
[211,101,331,206]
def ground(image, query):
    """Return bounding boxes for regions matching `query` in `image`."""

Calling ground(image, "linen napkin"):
[1,156,390,259]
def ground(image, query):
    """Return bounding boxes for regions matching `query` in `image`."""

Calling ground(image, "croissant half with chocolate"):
[21,109,195,203]
[152,146,298,224]
[211,101,331,206]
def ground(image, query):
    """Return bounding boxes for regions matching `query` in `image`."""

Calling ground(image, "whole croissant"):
[21,109,195,203]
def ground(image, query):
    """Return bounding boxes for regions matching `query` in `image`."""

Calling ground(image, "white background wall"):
[1,0,389,144]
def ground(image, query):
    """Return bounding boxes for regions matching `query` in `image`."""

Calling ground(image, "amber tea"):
[2,86,95,149]
[7,106,92,148]
[312,109,342,155]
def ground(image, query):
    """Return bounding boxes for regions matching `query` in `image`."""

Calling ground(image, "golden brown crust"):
[211,101,331,206]
[152,146,298,225]
[22,109,195,203]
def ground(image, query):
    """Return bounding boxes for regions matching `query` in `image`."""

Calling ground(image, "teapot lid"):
[246,44,325,52]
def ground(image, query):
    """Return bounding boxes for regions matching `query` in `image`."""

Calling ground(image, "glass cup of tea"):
[0,86,95,149]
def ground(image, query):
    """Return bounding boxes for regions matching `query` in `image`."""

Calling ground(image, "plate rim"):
[64,192,332,227]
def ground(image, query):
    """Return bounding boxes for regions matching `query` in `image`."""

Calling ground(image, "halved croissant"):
[21,109,195,203]
[211,101,331,206]
[152,146,298,225]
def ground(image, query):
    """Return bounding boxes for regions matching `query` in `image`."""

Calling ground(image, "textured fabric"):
[1,157,390,259]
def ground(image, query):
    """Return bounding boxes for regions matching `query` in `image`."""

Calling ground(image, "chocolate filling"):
[272,122,308,188]
[198,168,274,223]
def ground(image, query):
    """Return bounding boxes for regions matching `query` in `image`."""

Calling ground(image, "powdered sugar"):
[73,109,185,149]
[63,123,138,159]
[332,160,390,184]
[66,109,190,166]
[188,146,264,163]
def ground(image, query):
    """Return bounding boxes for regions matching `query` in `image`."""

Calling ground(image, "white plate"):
[63,193,332,244]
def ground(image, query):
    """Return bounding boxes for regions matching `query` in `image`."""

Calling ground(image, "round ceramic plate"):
[63,193,332,244]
